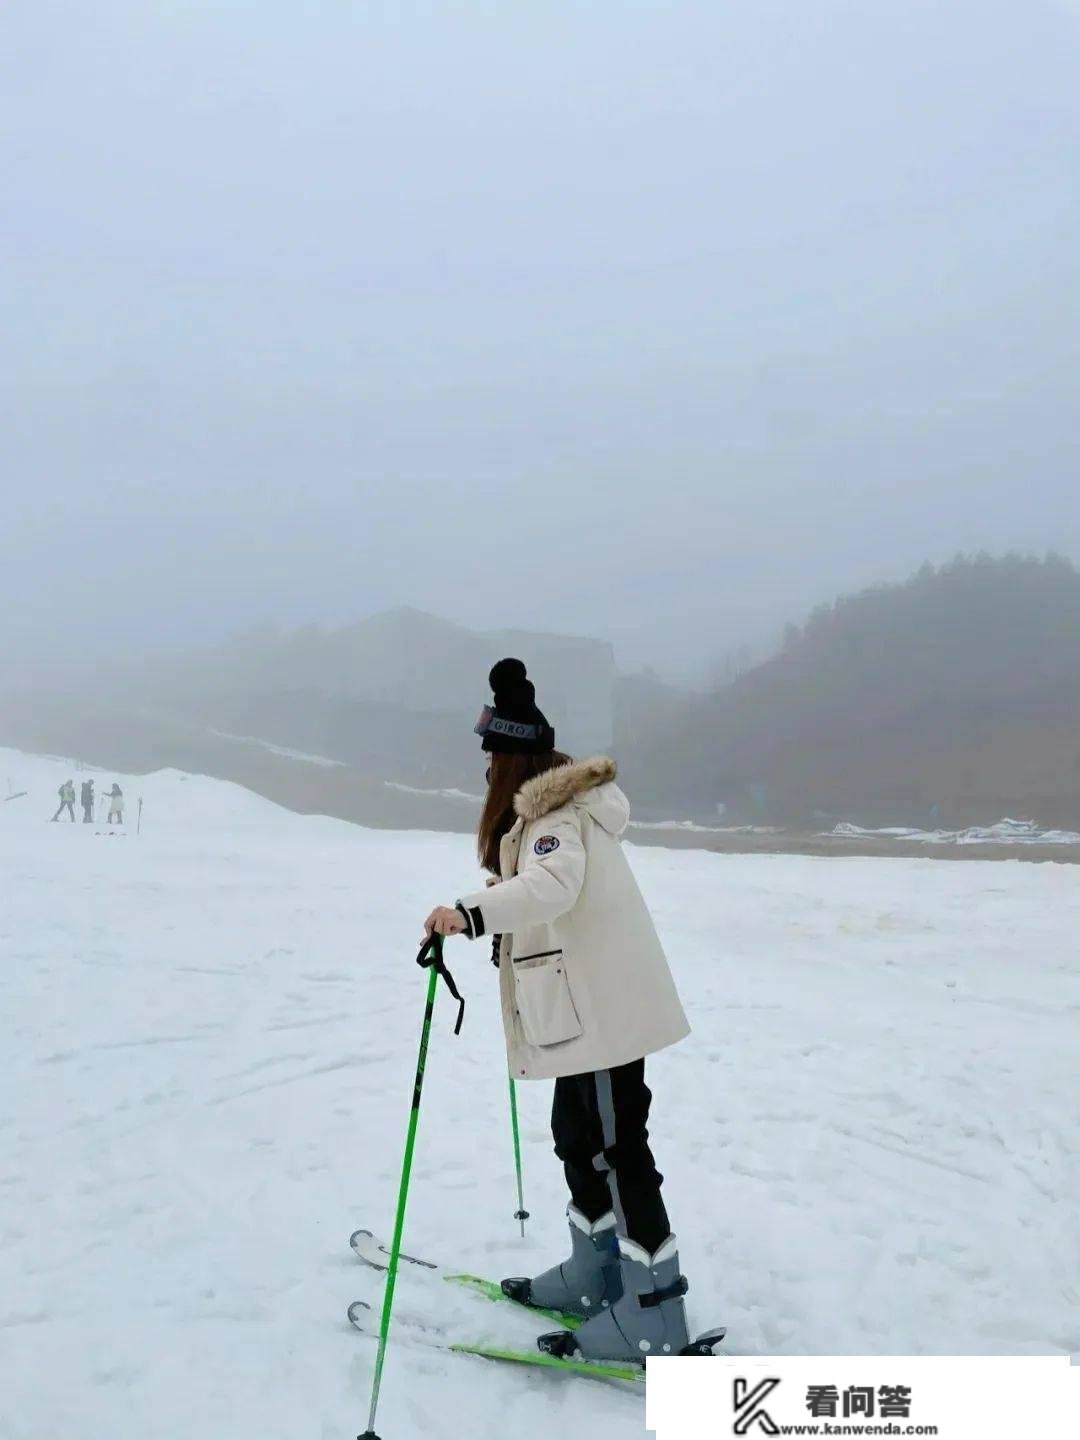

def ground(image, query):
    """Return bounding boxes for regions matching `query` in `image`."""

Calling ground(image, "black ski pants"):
[52,800,75,822]
[550,1058,670,1254]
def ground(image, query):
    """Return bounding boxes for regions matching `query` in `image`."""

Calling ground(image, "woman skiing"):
[106,784,124,825]
[424,658,700,1363]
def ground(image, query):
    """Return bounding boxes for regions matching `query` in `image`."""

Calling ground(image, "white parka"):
[458,756,690,1081]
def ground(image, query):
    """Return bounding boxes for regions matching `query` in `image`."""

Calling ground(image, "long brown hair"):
[478,749,572,875]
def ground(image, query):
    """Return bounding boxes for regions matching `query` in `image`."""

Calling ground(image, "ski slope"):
[2,748,1078,1440]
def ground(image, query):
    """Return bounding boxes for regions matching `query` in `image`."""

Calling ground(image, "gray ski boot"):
[501,1206,623,1320]
[538,1234,717,1362]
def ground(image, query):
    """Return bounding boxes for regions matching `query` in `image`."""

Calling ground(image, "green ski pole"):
[359,933,464,1440]
[507,1075,529,1238]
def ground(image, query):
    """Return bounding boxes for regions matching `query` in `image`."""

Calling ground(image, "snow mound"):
[1,746,310,832]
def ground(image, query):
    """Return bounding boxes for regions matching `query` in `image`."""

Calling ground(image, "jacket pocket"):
[513,952,583,1048]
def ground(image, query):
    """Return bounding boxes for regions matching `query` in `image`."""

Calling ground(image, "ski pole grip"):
[416,932,466,1036]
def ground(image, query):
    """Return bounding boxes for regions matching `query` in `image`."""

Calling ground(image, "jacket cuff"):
[455,901,485,940]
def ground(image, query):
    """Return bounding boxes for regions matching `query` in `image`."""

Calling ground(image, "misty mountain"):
[7,558,1080,834]
[624,553,1080,827]
[155,607,616,783]
[0,609,621,805]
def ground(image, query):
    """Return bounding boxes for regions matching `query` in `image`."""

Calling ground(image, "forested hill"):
[626,554,1080,827]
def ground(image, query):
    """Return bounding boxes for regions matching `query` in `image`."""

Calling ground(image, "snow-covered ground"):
[204,728,347,768]
[3,748,1078,1439]
[831,817,1080,845]
[383,780,483,802]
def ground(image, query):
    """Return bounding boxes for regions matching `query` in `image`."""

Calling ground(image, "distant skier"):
[423,659,706,1364]
[105,783,124,825]
[52,779,77,823]
[81,779,95,823]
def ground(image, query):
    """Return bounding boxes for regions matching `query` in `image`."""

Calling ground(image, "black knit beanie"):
[475,657,556,755]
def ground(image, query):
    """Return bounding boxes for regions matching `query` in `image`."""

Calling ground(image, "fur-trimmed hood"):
[514,756,626,835]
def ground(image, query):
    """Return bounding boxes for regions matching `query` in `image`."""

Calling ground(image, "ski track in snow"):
[2,748,1078,1438]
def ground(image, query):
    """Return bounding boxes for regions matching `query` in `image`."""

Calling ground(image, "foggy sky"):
[4,0,1080,683]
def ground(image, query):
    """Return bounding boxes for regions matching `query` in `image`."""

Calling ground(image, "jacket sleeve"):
[458,808,586,937]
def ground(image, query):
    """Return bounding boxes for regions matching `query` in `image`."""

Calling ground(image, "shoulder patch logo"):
[533,835,560,857]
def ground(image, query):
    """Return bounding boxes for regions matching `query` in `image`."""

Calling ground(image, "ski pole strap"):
[416,933,465,1035]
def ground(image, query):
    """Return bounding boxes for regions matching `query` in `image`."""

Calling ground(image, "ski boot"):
[502,1206,623,1320]
[537,1234,723,1362]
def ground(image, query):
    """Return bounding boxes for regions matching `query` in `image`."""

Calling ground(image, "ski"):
[449,1340,644,1383]
[346,1300,643,1385]
[349,1227,583,1330]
